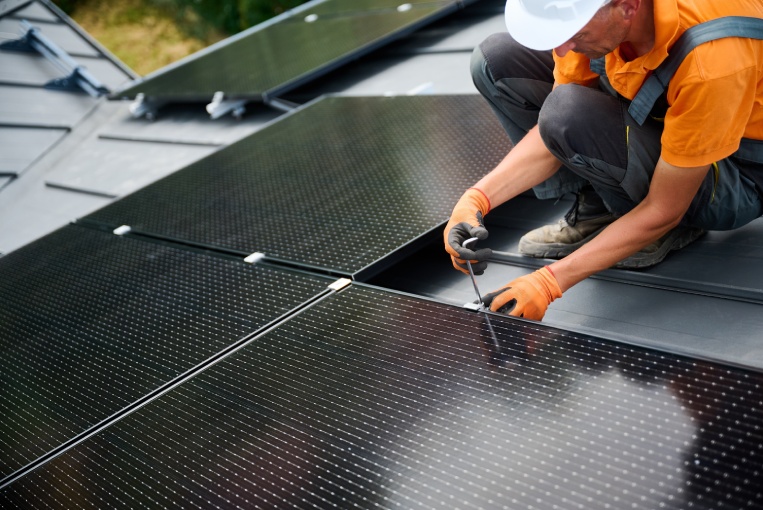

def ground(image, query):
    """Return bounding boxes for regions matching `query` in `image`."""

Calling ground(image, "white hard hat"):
[505,0,611,51]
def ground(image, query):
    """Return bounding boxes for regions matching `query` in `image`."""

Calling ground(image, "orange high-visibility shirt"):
[553,0,763,168]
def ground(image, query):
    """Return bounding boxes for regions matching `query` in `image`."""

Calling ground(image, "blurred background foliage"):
[52,0,308,75]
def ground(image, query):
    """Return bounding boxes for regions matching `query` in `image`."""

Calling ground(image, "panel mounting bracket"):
[0,20,110,97]
[128,93,166,120]
[207,91,247,120]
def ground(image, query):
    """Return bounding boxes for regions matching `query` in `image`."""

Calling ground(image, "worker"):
[445,0,763,320]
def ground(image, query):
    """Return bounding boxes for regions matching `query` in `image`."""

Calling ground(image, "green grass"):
[59,0,227,75]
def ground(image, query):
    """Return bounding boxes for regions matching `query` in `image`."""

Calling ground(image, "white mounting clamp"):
[206,91,247,120]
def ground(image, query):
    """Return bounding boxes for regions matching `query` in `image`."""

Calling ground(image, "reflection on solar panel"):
[86,95,509,278]
[0,224,330,478]
[2,285,761,508]
[112,0,459,101]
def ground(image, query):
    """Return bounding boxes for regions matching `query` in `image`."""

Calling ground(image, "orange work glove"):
[481,266,562,321]
[443,188,493,275]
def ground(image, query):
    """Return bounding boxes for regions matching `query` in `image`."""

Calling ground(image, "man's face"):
[554,4,628,59]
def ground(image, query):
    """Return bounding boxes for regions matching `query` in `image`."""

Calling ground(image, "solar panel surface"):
[2,285,761,508]
[113,1,458,101]
[0,224,330,478]
[86,95,510,278]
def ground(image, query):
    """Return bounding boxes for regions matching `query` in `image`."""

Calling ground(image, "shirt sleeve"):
[661,41,759,167]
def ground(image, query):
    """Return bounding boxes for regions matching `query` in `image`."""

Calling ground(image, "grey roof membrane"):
[4,0,56,21]
[0,17,100,56]
[0,84,97,128]
[0,126,66,175]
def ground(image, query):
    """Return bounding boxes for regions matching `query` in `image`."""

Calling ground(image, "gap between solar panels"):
[76,217,364,280]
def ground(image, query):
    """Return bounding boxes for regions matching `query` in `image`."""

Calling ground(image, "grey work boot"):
[519,186,616,259]
[615,226,705,269]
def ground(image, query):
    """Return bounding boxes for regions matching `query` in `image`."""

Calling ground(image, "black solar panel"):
[2,285,762,508]
[299,0,456,17]
[0,224,331,479]
[113,1,459,101]
[86,95,509,278]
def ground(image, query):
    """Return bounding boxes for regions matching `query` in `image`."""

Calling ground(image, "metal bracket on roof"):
[263,96,299,113]
[128,93,165,120]
[206,92,247,120]
[0,20,109,97]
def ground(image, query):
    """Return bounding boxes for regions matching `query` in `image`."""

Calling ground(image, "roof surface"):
[2,0,762,507]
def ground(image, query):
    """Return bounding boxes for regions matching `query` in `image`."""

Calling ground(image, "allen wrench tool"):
[462,237,500,349]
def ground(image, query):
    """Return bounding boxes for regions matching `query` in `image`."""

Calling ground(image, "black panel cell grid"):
[0,225,330,479]
[3,285,762,509]
[114,1,457,101]
[87,95,510,277]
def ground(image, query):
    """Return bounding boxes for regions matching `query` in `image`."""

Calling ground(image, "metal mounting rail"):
[0,19,109,97]
[491,250,763,305]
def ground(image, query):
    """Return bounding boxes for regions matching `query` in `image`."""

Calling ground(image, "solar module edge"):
[262,2,462,101]
[109,0,330,101]
[110,1,463,103]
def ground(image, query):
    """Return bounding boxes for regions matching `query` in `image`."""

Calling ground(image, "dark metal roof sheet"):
[44,137,218,198]
[0,51,129,90]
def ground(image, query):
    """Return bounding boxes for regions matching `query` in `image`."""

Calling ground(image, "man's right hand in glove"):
[444,187,493,275]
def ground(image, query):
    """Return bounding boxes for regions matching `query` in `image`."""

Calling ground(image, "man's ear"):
[616,0,641,21]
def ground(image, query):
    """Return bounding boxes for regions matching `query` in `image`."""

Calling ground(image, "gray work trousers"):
[472,32,763,230]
